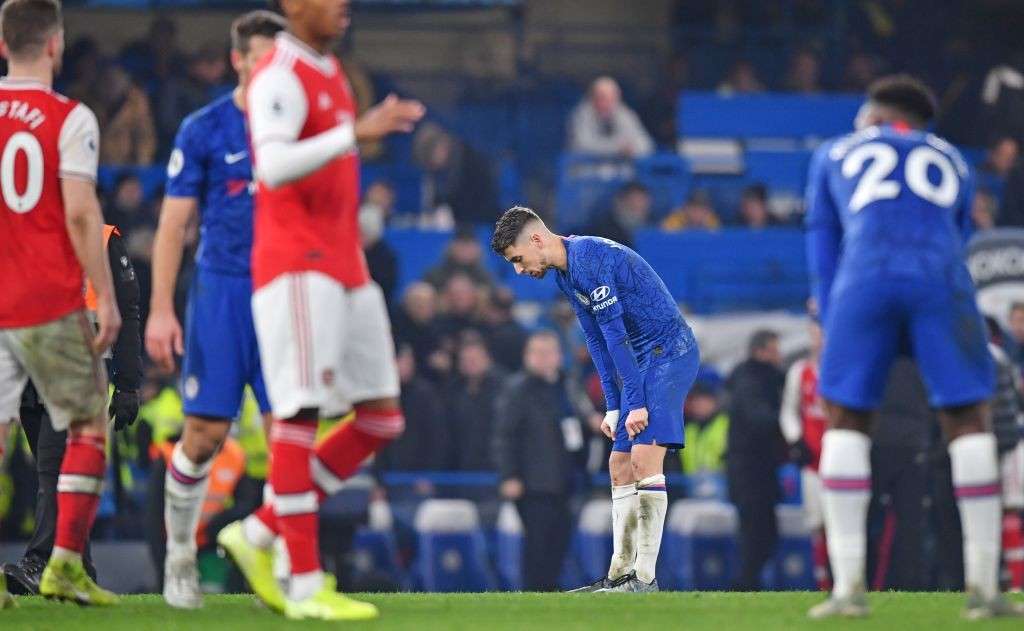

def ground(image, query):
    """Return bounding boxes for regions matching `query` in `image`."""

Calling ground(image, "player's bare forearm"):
[62,178,114,303]
[150,197,196,313]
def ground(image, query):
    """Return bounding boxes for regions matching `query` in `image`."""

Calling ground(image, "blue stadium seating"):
[677,92,863,140]
[660,499,739,591]
[412,499,496,592]
[555,152,691,231]
[760,504,815,591]
[573,498,613,584]
[494,502,524,591]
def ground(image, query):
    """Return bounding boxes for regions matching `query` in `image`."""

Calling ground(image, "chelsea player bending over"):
[492,206,700,592]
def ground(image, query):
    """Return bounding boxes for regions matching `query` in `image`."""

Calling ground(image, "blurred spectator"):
[640,54,690,147]
[376,345,449,474]
[680,382,729,475]
[412,122,500,226]
[661,189,721,232]
[119,16,186,84]
[839,52,879,93]
[784,47,822,93]
[998,160,1024,227]
[981,52,1024,145]
[568,76,654,159]
[587,181,651,248]
[985,319,1024,592]
[483,286,528,373]
[59,37,101,96]
[494,331,587,591]
[424,227,495,290]
[392,282,450,383]
[717,60,765,95]
[780,318,830,589]
[983,136,1019,179]
[972,188,998,231]
[360,186,399,307]
[437,274,486,343]
[153,44,231,160]
[726,329,785,591]
[737,184,778,229]
[450,337,506,471]
[79,63,157,166]
[1009,303,1024,365]
[104,172,149,231]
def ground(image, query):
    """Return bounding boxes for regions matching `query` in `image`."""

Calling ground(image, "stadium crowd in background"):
[1,0,1024,607]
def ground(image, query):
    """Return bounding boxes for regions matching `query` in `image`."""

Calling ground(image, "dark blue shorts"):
[613,347,701,452]
[181,268,270,419]
[820,275,994,410]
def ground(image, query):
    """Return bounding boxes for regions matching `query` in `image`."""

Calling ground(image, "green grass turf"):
[1,592,1022,630]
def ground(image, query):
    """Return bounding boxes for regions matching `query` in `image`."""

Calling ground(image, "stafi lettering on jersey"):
[0,100,45,130]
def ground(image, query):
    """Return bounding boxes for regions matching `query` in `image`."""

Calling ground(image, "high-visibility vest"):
[158,438,246,548]
[83,224,120,311]
[681,413,729,475]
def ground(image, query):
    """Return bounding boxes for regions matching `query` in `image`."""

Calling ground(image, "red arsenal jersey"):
[0,79,99,328]
[247,33,368,291]
[797,359,828,471]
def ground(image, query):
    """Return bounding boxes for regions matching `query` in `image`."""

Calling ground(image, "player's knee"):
[354,403,405,440]
[182,416,230,463]
[940,401,989,442]
[824,401,872,434]
[608,452,633,486]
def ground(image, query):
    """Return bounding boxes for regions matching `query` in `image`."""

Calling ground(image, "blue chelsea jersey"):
[805,124,975,308]
[165,93,255,276]
[555,235,695,371]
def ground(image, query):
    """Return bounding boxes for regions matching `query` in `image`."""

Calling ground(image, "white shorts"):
[0,311,107,431]
[801,467,824,531]
[252,272,399,420]
[1001,441,1024,510]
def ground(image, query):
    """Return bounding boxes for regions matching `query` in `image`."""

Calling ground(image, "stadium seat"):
[660,499,739,591]
[494,501,524,591]
[677,92,863,141]
[573,498,613,583]
[412,499,496,592]
[353,500,406,589]
[761,504,815,591]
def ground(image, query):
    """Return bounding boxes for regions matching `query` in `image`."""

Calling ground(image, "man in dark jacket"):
[4,226,142,594]
[493,330,589,591]
[450,337,506,471]
[726,329,785,591]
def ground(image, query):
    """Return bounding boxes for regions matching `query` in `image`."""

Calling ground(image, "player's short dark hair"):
[491,206,542,254]
[749,329,779,355]
[867,74,937,126]
[0,0,61,60]
[231,9,285,54]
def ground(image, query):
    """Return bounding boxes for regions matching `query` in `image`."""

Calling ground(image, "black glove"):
[109,389,140,432]
[788,439,813,467]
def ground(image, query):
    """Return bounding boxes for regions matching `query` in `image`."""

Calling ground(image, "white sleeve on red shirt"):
[247,62,355,190]
[779,358,805,444]
[58,103,100,183]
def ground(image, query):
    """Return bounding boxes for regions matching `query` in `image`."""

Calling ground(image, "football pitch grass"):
[2,592,1023,630]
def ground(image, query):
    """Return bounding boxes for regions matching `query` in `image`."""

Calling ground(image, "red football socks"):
[55,433,106,554]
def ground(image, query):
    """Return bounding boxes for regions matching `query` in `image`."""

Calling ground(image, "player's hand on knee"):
[625,407,649,440]
[600,410,620,440]
[144,308,183,373]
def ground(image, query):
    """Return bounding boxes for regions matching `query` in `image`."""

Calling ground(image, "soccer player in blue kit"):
[805,75,1024,619]
[144,10,286,610]
[491,206,700,592]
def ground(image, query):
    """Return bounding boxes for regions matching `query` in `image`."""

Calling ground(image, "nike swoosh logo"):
[224,151,248,164]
